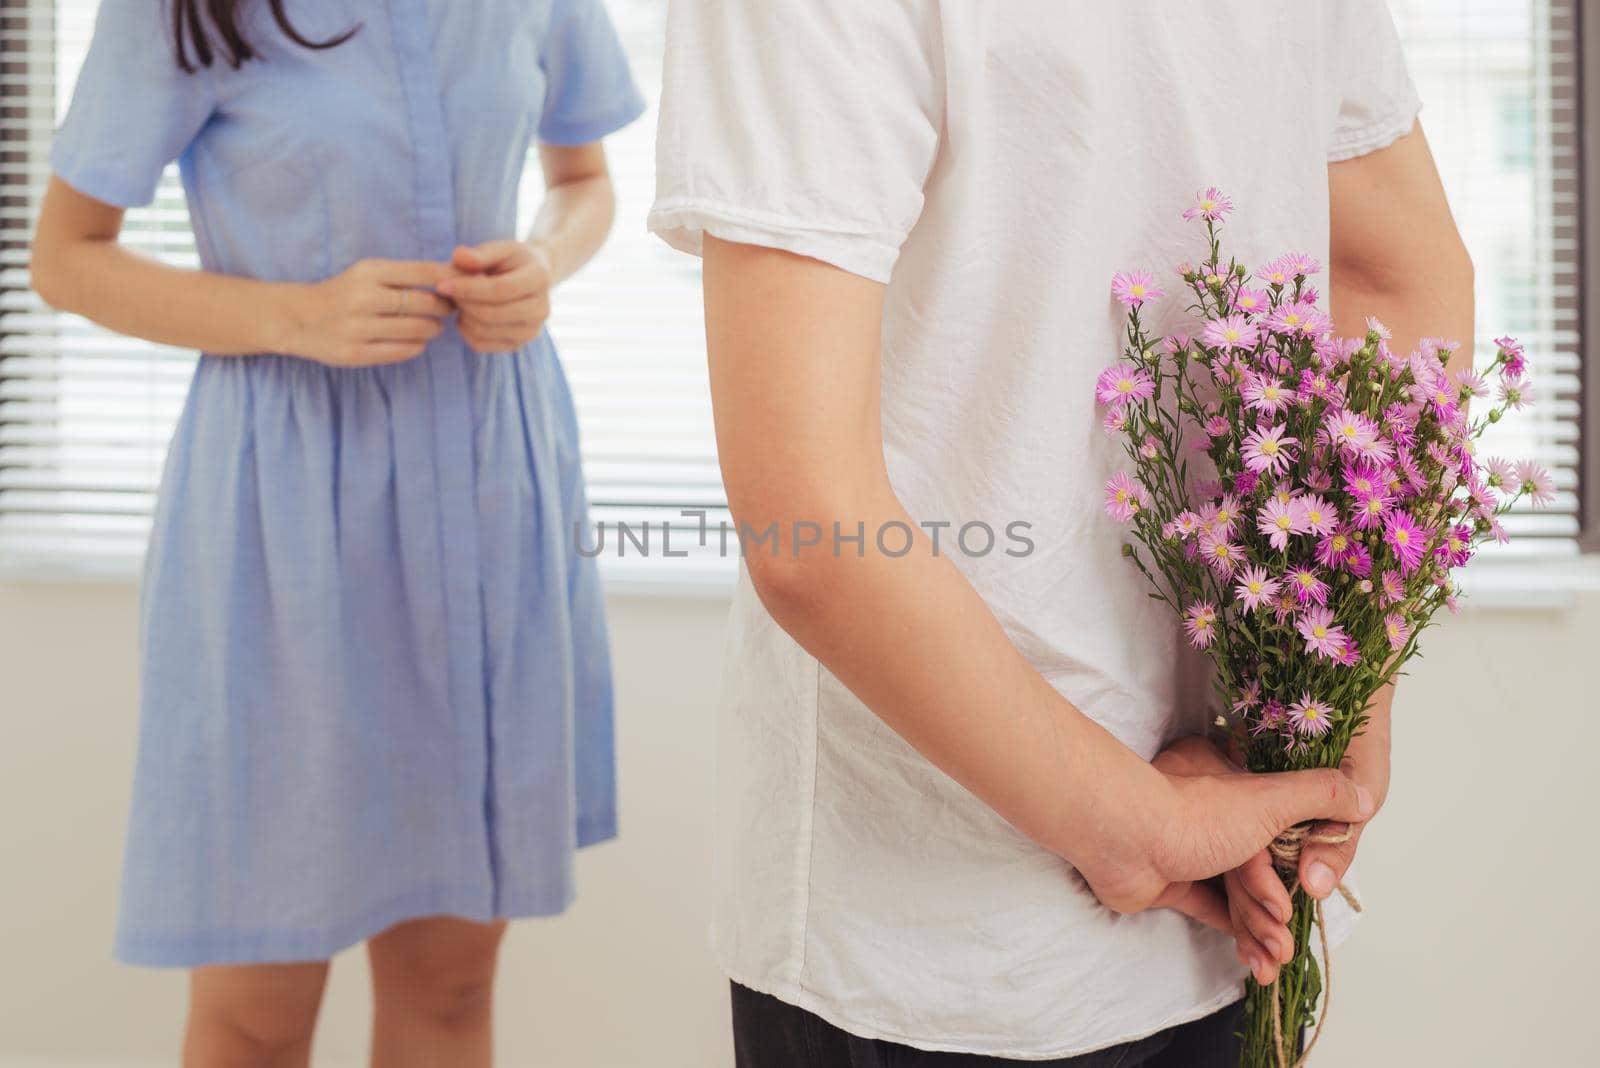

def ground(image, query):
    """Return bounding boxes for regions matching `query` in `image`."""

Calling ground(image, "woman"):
[29,1,641,1064]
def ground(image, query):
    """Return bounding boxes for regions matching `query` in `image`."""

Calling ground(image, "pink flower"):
[1288,695,1336,737]
[1202,314,1260,353]
[1172,511,1202,539]
[1257,495,1308,551]
[1203,415,1231,439]
[1286,253,1323,277]
[1242,373,1294,416]
[1232,679,1261,715]
[1297,369,1339,403]
[1288,566,1329,606]
[1103,473,1149,522]
[1095,364,1156,407]
[1233,287,1270,315]
[1111,270,1165,308]
[1323,407,1380,457]
[1265,301,1330,338]
[1199,531,1244,578]
[1380,570,1406,606]
[1183,186,1235,222]
[1183,601,1219,648]
[1345,543,1373,578]
[1242,424,1298,476]
[1436,523,1474,568]
[1515,461,1557,507]
[1454,369,1490,400]
[1297,494,1338,536]
[1296,605,1348,660]
[1498,374,1533,410]
[1315,526,1354,569]
[1256,255,1299,287]
[1494,335,1527,376]
[1102,407,1128,435]
[1384,613,1411,652]
[1384,509,1427,574]
[1234,565,1280,615]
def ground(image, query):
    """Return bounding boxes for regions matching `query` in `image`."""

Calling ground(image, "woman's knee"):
[186,962,328,1060]
[368,918,507,1028]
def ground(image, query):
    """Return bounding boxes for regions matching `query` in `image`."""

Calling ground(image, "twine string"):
[1265,823,1363,1068]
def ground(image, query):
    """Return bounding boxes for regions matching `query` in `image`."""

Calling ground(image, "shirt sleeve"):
[49,0,217,209]
[648,0,944,285]
[538,0,647,146]
[1326,0,1422,163]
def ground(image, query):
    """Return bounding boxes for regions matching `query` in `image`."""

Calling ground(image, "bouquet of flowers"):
[1096,189,1553,1067]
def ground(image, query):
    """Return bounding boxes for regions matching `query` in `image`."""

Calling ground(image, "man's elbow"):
[739,515,858,633]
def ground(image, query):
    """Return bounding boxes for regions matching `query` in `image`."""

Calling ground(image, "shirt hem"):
[648,197,902,284]
[538,93,647,147]
[50,149,156,211]
[1327,89,1423,163]
[721,964,1247,1062]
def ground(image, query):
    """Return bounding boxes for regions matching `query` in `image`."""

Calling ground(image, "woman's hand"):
[286,258,456,367]
[437,241,554,354]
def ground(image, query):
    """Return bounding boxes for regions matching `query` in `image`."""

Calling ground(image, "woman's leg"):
[184,961,330,1068]
[367,916,509,1068]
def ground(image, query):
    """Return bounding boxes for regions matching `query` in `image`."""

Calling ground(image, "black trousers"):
[731,983,1243,1068]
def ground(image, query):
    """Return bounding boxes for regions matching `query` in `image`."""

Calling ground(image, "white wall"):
[0,578,1595,1066]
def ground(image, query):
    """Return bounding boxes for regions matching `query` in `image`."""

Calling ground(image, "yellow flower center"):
[1224,328,1241,342]
[1395,529,1410,546]
[1276,515,1293,531]
[1298,574,1315,588]
[1307,509,1324,525]
[1332,534,1348,551]
[1261,439,1279,455]
[1130,283,1147,298]
[1200,199,1216,212]
[1312,624,1328,639]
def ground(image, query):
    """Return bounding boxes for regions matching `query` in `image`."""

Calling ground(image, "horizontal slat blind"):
[0,1,1588,571]
[0,0,725,572]
[1388,0,1585,556]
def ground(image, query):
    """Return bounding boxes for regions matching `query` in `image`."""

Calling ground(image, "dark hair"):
[172,0,357,73]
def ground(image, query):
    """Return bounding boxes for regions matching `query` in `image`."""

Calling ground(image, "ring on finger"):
[393,289,407,317]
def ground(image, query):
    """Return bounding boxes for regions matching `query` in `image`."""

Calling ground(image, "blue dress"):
[51,0,644,967]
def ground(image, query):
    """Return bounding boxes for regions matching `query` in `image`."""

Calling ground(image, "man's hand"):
[437,240,554,354]
[1083,745,1376,937]
[1155,731,1390,985]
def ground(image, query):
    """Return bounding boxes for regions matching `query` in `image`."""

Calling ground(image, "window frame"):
[1579,0,1600,551]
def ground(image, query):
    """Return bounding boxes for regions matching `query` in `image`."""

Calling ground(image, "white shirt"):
[650,2,1418,1058]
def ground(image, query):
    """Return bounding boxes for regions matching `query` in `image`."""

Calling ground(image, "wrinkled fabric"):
[52,0,643,967]
[651,0,1415,1058]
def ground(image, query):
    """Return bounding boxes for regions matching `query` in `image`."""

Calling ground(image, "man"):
[650,2,1472,1063]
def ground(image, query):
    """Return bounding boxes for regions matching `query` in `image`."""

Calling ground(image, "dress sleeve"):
[537,0,647,146]
[50,0,217,209]
[648,0,944,285]
[1326,0,1422,163]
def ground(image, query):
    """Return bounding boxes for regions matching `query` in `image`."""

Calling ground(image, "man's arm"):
[702,236,1375,929]
[1226,122,1475,982]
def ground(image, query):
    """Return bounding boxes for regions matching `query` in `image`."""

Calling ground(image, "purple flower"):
[1384,509,1427,575]
[1288,566,1329,607]
[1494,335,1527,376]
[1112,270,1165,308]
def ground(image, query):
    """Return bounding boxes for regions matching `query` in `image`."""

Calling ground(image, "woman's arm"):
[438,143,617,353]
[702,235,1375,930]
[29,176,455,366]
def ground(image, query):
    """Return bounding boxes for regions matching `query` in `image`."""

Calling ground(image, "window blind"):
[0,0,724,573]
[1386,0,1586,556]
[0,1,1589,572]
